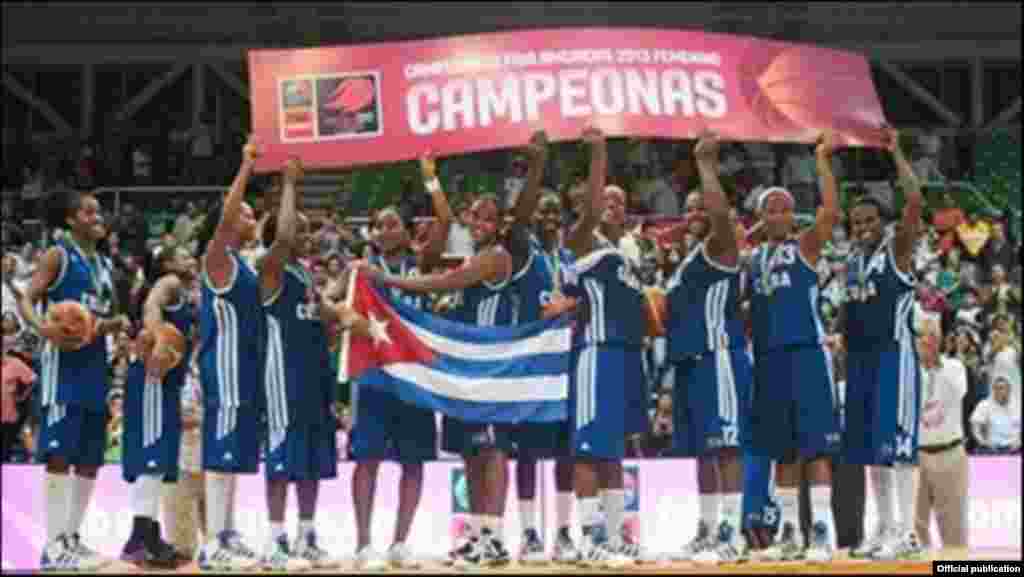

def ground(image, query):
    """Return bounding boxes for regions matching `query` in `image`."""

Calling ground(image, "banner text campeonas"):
[248,28,887,172]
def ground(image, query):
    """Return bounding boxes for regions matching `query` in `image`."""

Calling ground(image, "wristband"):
[425,177,441,194]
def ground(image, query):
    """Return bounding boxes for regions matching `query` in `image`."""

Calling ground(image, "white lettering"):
[694,70,727,118]
[407,83,440,135]
[661,69,695,117]
[559,69,591,118]
[591,68,625,116]
[523,73,557,122]
[625,68,662,116]
[477,76,523,127]
[442,79,475,131]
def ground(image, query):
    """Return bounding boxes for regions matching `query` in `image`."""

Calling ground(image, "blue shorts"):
[571,344,633,460]
[622,347,650,436]
[265,423,338,481]
[747,344,841,461]
[349,388,437,463]
[502,421,571,460]
[844,339,921,465]
[441,416,514,457]
[36,404,107,468]
[202,406,262,474]
[672,347,752,457]
[741,452,780,532]
[122,366,181,482]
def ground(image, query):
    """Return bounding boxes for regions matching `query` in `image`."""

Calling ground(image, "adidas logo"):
[50,440,59,448]
[224,452,234,461]
[147,460,157,468]
[580,442,591,451]
[275,464,284,471]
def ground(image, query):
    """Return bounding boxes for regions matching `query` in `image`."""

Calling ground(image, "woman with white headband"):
[745,132,842,563]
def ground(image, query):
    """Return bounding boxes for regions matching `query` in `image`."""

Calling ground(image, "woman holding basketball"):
[17,189,131,571]
[118,246,197,569]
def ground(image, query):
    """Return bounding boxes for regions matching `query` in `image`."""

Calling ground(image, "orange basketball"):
[46,301,96,350]
[643,286,668,337]
[140,322,187,372]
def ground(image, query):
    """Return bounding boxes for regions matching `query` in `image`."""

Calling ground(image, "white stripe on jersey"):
[41,344,58,407]
[576,346,597,431]
[705,279,730,351]
[214,298,241,409]
[809,285,826,344]
[894,292,914,343]
[47,403,66,427]
[144,379,164,448]
[265,317,289,452]
[715,347,738,425]
[583,279,606,343]
[898,331,918,434]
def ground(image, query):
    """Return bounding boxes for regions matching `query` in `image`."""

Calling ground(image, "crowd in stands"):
[2,133,1020,464]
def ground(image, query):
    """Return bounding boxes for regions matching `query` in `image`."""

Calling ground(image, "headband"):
[756,187,794,213]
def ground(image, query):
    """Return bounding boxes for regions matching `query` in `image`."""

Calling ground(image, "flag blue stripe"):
[359,368,567,423]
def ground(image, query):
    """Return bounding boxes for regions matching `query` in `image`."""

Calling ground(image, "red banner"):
[248,28,888,172]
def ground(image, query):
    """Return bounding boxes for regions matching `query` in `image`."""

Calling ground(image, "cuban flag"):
[338,271,571,423]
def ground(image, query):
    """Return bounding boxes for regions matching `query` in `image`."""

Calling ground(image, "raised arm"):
[566,126,607,258]
[142,275,182,332]
[886,128,923,274]
[694,133,739,268]
[416,151,454,273]
[259,158,303,301]
[800,132,841,266]
[205,136,259,290]
[510,131,549,230]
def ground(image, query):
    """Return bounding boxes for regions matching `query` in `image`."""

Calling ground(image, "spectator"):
[2,327,36,462]
[165,363,206,558]
[646,392,673,458]
[986,266,1021,324]
[955,212,990,283]
[969,377,1021,453]
[982,222,1016,281]
[985,329,1020,393]
[446,199,474,257]
[106,389,125,464]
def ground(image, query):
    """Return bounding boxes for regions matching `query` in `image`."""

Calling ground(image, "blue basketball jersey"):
[371,254,427,311]
[516,237,574,324]
[160,288,195,395]
[199,250,267,409]
[265,263,334,428]
[666,243,746,359]
[564,248,645,348]
[453,247,521,327]
[41,239,115,411]
[845,235,916,351]
[747,239,827,353]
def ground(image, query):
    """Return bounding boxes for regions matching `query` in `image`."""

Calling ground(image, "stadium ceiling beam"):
[877,60,963,127]
[116,62,191,123]
[207,62,250,102]
[983,97,1022,132]
[1,71,74,136]
[1,38,1020,65]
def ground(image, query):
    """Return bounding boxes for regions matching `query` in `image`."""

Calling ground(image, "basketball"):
[139,322,187,373]
[327,77,376,114]
[643,286,667,337]
[46,301,96,351]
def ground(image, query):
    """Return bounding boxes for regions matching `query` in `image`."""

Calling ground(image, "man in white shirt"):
[915,323,969,550]
[970,377,1021,453]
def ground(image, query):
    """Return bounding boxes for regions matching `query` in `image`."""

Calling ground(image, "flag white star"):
[367,313,393,347]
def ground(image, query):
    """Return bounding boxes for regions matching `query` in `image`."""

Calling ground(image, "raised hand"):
[243,135,262,163]
[693,131,721,163]
[582,124,605,147]
[283,156,304,184]
[815,130,841,158]
[419,150,437,180]
[527,130,549,161]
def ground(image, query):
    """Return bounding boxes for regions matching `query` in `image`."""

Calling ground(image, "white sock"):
[496,516,505,541]
[601,489,625,540]
[132,475,162,520]
[463,514,479,538]
[270,522,285,542]
[45,473,71,542]
[225,475,238,532]
[480,515,501,538]
[298,520,315,539]
[809,484,836,548]
[891,465,918,535]
[578,497,603,535]
[777,486,800,536]
[699,492,721,531]
[206,474,232,541]
[66,475,96,537]
[720,493,742,537]
[519,499,537,533]
[556,492,573,530]
[869,466,894,533]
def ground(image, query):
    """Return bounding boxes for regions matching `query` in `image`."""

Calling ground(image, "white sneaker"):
[292,531,342,569]
[850,524,887,559]
[519,529,548,565]
[552,528,581,564]
[355,545,388,571]
[197,534,260,571]
[262,534,313,571]
[67,533,112,571]
[387,542,421,569]
[579,534,631,570]
[871,530,925,561]
[223,530,261,566]
[40,536,76,571]
[672,521,713,561]
[693,522,747,564]
[756,522,804,562]
[804,521,835,563]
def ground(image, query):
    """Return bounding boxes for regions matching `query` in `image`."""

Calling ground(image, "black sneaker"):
[120,538,178,569]
[448,536,481,568]
[479,529,511,567]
